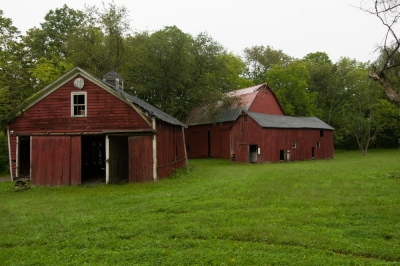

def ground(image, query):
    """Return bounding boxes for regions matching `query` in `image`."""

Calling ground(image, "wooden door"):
[128,136,153,182]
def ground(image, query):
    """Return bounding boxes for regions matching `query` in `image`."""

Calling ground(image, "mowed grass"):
[0,150,399,265]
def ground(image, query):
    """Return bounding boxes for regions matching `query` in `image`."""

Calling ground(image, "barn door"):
[108,136,129,183]
[128,136,153,182]
[31,136,81,186]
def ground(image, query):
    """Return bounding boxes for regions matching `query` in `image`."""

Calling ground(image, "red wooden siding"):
[8,75,152,134]
[230,115,334,163]
[248,88,285,115]
[31,136,81,186]
[185,122,232,159]
[129,136,153,182]
[156,121,185,179]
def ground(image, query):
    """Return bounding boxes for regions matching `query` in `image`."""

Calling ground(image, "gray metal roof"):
[107,84,186,127]
[185,104,248,126]
[245,111,334,130]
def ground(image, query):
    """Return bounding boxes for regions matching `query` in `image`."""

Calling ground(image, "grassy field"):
[0,149,399,265]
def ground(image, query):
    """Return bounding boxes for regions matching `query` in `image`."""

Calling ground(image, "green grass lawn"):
[0,149,399,265]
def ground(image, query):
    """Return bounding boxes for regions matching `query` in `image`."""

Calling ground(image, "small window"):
[320,129,324,137]
[292,142,296,149]
[71,92,87,117]
[243,116,248,122]
[316,142,320,148]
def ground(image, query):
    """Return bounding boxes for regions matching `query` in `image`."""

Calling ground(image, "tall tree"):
[243,45,292,84]
[124,26,244,120]
[360,0,400,106]
[0,10,33,117]
[265,60,318,117]
[335,58,386,155]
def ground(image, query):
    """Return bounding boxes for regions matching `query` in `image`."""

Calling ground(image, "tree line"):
[1,2,400,172]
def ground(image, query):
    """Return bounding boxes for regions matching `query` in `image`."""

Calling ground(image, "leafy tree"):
[243,45,292,84]
[23,4,85,61]
[0,10,33,118]
[124,26,246,120]
[265,61,318,116]
[336,58,384,155]
[303,52,338,123]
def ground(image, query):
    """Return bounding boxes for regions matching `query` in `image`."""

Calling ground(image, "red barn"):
[4,67,187,186]
[185,84,284,159]
[230,111,334,163]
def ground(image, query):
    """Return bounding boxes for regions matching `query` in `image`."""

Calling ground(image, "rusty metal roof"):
[185,84,266,126]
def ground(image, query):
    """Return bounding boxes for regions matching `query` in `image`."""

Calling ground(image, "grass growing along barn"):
[0,149,399,265]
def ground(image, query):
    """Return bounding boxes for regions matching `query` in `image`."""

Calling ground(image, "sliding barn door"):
[31,136,81,186]
[128,136,153,182]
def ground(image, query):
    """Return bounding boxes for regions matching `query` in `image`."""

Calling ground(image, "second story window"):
[71,92,87,117]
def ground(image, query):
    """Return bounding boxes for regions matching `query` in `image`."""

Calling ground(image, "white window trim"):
[316,142,320,148]
[71,91,87,117]
[292,142,296,149]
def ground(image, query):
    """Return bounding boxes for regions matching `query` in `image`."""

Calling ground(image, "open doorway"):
[18,137,30,178]
[312,147,315,159]
[249,145,258,163]
[81,135,105,184]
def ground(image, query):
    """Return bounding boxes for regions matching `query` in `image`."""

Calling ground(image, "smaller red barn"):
[4,67,187,186]
[185,84,284,159]
[230,111,334,163]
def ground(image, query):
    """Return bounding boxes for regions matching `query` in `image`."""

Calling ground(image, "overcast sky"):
[2,0,389,63]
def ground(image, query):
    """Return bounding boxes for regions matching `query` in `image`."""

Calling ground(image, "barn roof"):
[185,84,277,126]
[2,67,186,127]
[111,86,186,127]
[245,111,334,130]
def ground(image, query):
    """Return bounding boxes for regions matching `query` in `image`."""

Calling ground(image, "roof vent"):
[103,70,124,91]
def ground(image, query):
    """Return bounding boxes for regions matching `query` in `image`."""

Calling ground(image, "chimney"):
[103,70,124,91]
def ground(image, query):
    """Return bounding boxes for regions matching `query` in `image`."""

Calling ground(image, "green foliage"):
[0,150,400,265]
[124,26,246,120]
[266,61,319,116]
[243,45,293,84]
[0,130,8,173]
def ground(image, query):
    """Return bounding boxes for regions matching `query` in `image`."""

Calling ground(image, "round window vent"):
[74,78,85,89]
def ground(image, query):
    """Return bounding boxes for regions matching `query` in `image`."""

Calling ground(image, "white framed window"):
[71,92,87,117]
[316,142,320,148]
[292,142,296,148]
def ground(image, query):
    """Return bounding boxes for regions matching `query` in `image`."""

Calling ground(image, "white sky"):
[2,0,389,63]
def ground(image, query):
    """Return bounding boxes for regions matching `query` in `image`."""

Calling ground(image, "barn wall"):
[248,88,285,115]
[230,114,334,163]
[8,75,152,134]
[185,122,232,159]
[156,121,185,179]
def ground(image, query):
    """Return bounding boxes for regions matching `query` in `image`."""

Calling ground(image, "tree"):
[0,10,34,118]
[336,58,384,155]
[124,26,246,120]
[360,0,400,106]
[265,61,318,117]
[302,52,337,123]
[23,4,85,61]
[243,45,292,84]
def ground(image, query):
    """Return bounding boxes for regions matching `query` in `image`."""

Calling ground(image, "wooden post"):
[182,127,189,174]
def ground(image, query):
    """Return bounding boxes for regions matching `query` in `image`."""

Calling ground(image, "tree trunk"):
[370,72,400,107]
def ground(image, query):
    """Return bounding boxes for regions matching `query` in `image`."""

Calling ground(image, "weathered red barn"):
[4,67,187,186]
[185,84,285,159]
[230,111,334,163]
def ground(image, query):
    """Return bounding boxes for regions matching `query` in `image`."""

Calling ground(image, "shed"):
[4,67,187,186]
[230,111,334,163]
[185,84,284,159]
